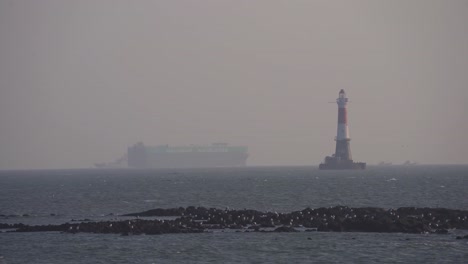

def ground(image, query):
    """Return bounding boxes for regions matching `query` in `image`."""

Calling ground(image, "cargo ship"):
[127,142,248,169]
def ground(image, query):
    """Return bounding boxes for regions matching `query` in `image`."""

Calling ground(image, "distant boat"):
[378,161,393,166]
[402,160,418,166]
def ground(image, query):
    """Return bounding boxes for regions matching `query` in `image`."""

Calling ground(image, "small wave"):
[144,200,158,203]
[386,178,397,182]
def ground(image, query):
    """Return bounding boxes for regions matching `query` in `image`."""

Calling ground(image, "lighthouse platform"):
[319,156,366,170]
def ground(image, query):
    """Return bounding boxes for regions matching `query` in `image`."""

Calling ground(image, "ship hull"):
[140,152,248,169]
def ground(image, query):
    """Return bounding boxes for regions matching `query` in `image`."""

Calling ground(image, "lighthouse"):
[319,90,366,170]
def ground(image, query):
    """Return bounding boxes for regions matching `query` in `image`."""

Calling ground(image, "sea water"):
[0,165,467,263]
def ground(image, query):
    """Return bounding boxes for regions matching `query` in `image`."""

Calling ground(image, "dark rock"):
[274,226,298,232]
[123,207,185,217]
[0,223,12,229]
[11,206,468,236]
[248,225,260,231]
[434,229,448,234]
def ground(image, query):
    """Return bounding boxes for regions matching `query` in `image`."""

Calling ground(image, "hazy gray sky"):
[1,0,467,169]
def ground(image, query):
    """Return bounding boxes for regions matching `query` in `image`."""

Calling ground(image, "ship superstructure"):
[319,90,366,170]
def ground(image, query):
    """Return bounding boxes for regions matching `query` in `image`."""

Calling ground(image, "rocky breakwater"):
[3,206,468,236]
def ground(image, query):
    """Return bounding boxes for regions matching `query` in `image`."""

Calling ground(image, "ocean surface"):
[0,165,467,263]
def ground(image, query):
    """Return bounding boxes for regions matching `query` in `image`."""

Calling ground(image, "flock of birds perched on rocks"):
[2,206,468,237]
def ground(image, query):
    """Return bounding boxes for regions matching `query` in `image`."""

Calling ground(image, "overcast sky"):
[1,0,467,169]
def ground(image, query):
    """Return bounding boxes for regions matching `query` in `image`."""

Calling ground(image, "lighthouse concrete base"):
[319,156,366,170]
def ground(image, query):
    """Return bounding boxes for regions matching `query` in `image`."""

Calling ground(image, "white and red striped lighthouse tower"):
[335,89,352,161]
[319,89,365,169]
